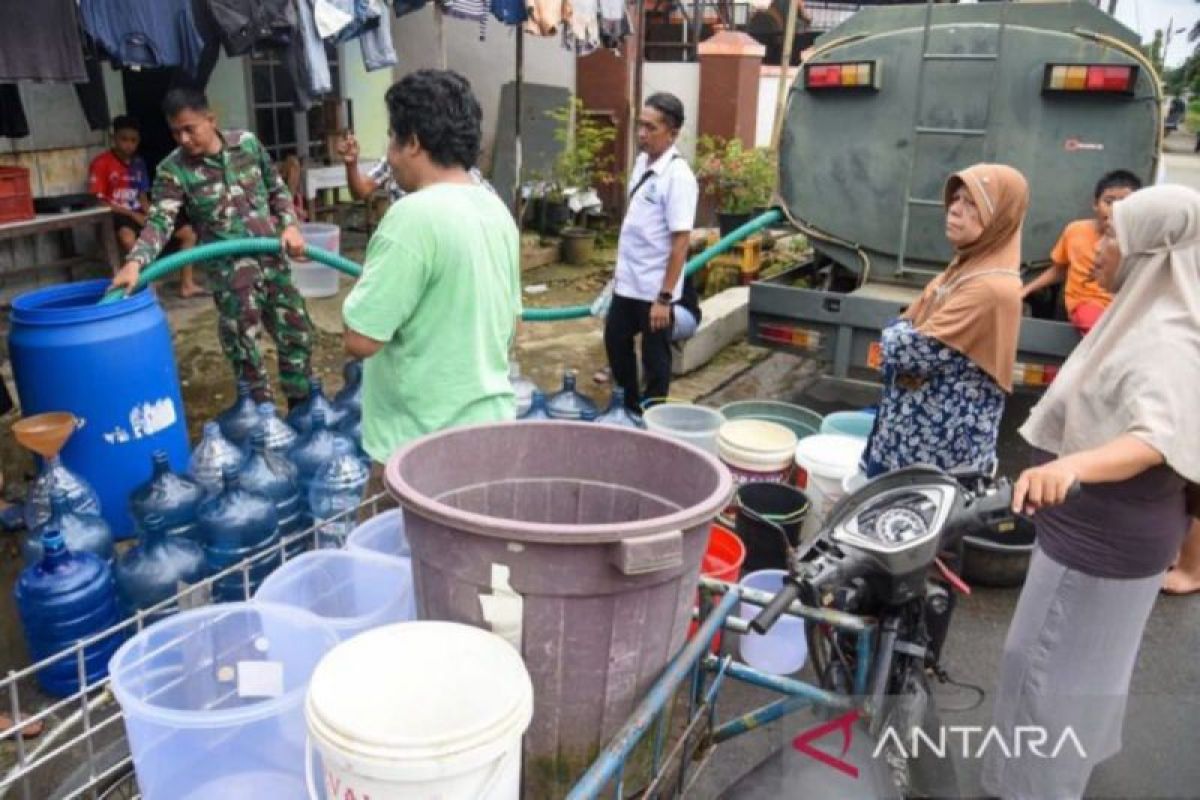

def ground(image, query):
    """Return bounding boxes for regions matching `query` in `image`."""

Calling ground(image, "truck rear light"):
[1012,361,1060,387]
[805,61,877,91]
[759,323,823,351]
[1044,64,1136,94]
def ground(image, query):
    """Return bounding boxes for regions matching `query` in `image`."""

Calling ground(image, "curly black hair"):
[384,70,482,170]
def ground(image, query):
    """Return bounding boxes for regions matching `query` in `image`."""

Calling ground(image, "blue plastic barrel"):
[8,281,191,539]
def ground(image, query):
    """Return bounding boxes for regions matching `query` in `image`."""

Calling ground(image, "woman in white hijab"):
[982,185,1200,799]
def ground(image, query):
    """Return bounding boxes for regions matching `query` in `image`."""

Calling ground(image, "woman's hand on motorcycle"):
[1012,461,1078,515]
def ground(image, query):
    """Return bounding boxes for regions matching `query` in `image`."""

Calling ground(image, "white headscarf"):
[1020,184,1200,483]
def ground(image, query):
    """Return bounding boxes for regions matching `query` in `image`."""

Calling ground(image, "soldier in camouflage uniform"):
[113,88,314,405]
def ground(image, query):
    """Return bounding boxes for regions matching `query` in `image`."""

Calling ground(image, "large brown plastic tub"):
[385,421,733,795]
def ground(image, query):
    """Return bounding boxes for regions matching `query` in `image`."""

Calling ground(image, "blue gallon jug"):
[8,280,191,539]
[198,465,280,603]
[509,361,539,417]
[595,387,646,428]
[15,528,123,697]
[248,401,297,457]
[216,380,261,447]
[288,410,355,511]
[336,413,365,462]
[114,514,207,623]
[547,370,598,420]
[240,430,308,554]
[287,377,345,434]
[333,360,363,421]
[189,421,244,497]
[519,390,552,420]
[308,440,369,548]
[25,488,114,566]
[129,450,205,544]
[24,454,101,532]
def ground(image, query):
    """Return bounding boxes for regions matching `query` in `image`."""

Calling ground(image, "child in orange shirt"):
[1022,170,1142,335]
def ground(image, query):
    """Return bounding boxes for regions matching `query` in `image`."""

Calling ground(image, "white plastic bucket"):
[738,569,808,675]
[290,223,341,298]
[718,419,799,492]
[108,603,340,799]
[305,621,534,799]
[842,470,869,496]
[643,403,726,454]
[254,549,416,639]
[794,434,866,540]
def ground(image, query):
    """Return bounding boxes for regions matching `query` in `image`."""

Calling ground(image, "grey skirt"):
[981,546,1162,800]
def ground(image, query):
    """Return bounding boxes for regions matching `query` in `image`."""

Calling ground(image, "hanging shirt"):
[614,147,699,303]
[205,0,296,56]
[88,151,151,213]
[491,0,527,25]
[80,0,207,74]
[524,0,563,35]
[567,0,600,52]
[443,0,490,39]
[0,0,87,82]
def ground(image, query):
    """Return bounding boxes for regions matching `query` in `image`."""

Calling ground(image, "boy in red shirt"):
[89,115,204,297]
[1022,169,1141,335]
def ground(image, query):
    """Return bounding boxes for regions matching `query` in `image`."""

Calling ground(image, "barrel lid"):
[717,420,798,468]
[794,434,867,479]
[306,622,533,770]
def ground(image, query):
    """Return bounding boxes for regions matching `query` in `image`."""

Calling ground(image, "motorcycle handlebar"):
[748,578,802,634]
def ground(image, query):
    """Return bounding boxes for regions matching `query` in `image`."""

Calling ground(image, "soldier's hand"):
[281,225,307,259]
[337,132,360,164]
[111,261,142,295]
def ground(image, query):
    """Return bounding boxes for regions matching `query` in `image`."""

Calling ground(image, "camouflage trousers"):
[209,255,314,402]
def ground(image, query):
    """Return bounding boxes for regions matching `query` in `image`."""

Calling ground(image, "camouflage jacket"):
[128,129,298,268]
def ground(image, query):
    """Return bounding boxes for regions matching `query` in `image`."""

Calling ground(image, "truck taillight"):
[1012,361,1060,388]
[1044,64,1136,94]
[805,61,877,91]
[759,322,823,351]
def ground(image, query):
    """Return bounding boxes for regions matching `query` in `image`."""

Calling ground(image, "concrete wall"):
[756,66,799,148]
[642,62,701,161]
[389,9,576,170]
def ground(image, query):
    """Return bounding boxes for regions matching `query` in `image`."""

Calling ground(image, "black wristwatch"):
[655,291,672,305]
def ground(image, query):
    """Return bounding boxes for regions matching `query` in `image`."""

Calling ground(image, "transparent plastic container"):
[189,421,245,497]
[239,431,307,555]
[308,440,369,548]
[290,222,341,298]
[286,377,345,434]
[345,509,410,559]
[547,370,598,420]
[333,359,363,422]
[595,387,645,428]
[114,514,208,623]
[643,403,726,454]
[198,466,281,603]
[287,410,355,514]
[25,487,114,566]
[24,454,101,532]
[216,380,261,447]
[519,390,552,420]
[129,450,205,544]
[509,361,538,417]
[247,402,297,457]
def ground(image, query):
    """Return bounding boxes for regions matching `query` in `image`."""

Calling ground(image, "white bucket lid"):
[717,419,798,471]
[794,434,866,479]
[306,622,533,781]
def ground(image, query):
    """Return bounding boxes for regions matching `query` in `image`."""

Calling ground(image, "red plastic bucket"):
[692,524,747,650]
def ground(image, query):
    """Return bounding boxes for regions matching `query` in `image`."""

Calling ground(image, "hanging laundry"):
[74,58,112,132]
[357,0,398,70]
[443,0,490,41]
[80,0,207,75]
[328,0,382,45]
[0,0,87,82]
[524,0,563,36]
[296,0,334,97]
[0,85,30,139]
[491,0,527,25]
[313,0,355,39]
[395,0,429,18]
[597,0,630,48]
[205,0,296,56]
[319,0,397,68]
[566,0,600,53]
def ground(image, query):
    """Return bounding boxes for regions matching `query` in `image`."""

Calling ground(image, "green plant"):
[694,136,776,215]
[546,98,617,203]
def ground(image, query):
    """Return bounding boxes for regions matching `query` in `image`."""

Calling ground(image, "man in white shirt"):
[604,92,699,411]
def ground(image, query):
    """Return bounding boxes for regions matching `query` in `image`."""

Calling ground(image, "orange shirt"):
[1051,219,1112,313]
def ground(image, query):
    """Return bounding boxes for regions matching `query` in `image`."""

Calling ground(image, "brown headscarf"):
[903,163,1028,391]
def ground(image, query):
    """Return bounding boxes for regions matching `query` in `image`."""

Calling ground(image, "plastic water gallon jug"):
[114,514,208,622]
[336,413,364,460]
[189,421,245,497]
[240,430,308,554]
[547,371,598,420]
[25,488,114,566]
[15,528,122,697]
[305,622,533,800]
[24,454,101,532]
[519,390,551,420]
[595,387,645,428]
[198,466,280,603]
[287,378,345,434]
[249,401,298,457]
[308,440,368,548]
[509,361,538,417]
[216,380,261,446]
[288,411,354,511]
[333,360,363,421]
[129,450,205,544]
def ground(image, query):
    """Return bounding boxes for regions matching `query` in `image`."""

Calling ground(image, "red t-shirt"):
[88,150,150,212]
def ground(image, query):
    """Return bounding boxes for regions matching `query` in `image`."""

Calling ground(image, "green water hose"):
[99,208,786,321]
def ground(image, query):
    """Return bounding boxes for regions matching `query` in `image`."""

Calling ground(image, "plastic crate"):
[0,166,35,224]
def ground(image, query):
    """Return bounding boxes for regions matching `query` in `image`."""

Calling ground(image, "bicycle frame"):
[567,576,881,800]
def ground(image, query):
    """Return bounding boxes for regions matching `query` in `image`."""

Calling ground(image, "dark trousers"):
[604,294,672,412]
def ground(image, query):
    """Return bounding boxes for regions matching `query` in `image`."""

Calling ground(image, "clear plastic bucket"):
[108,602,339,799]
[738,569,808,675]
[254,549,416,640]
[290,223,341,298]
[643,403,726,454]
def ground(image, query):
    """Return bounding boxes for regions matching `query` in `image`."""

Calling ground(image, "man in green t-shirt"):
[343,70,521,488]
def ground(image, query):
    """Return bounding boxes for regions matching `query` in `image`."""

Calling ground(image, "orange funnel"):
[13,412,78,459]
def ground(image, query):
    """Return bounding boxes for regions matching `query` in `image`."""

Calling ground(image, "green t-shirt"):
[342,182,521,463]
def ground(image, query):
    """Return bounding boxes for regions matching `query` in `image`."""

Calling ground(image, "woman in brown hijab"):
[861,163,1026,477]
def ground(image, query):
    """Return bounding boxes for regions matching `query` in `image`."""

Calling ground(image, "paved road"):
[690,133,1200,798]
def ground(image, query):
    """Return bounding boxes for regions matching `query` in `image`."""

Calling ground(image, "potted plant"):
[546,99,617,263]
[695,136,776,238]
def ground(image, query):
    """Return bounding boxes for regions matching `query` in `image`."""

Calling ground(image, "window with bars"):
[248,47,342,162]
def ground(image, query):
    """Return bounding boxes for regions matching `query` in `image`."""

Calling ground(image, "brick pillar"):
[577,47,635,214]
[697,30,766,147]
